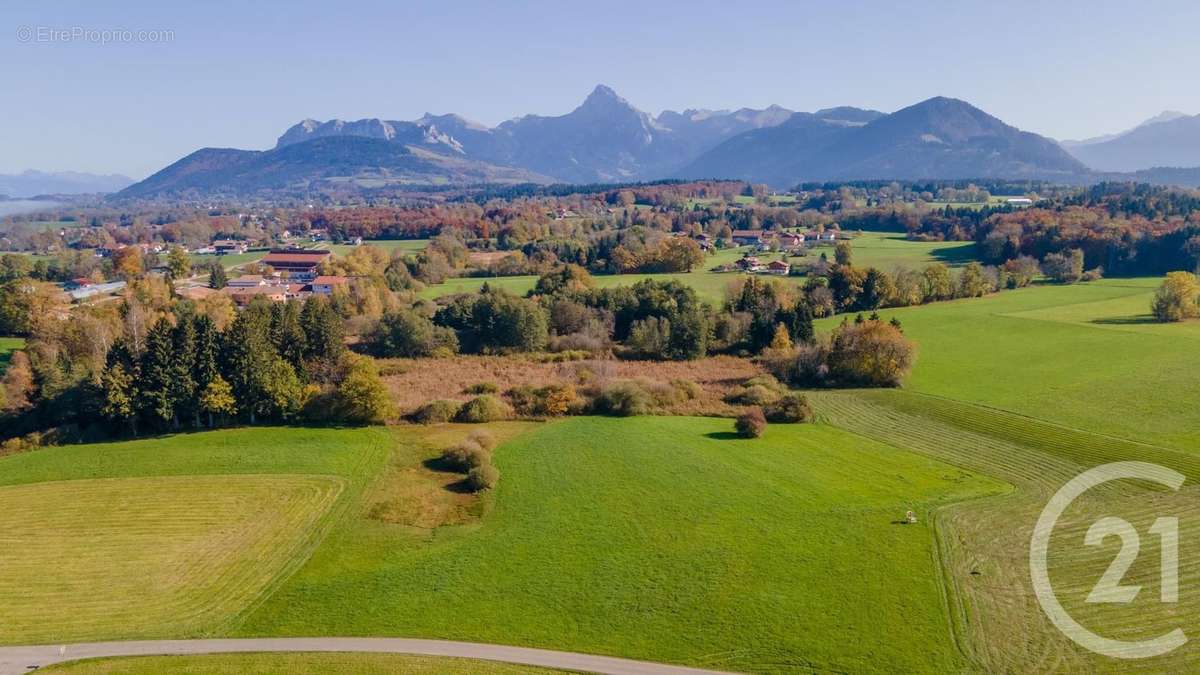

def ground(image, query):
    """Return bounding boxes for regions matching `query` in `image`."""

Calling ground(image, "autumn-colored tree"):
[921,263,954,302]
[166,246,192,280]
[199,375,237,427]
[827,319,916,387]
[1152,271,1200,322]
[333,354,394,424]
[957,262,990,298]
[768,323,793,350]
[112,246,144,280]
[834,240,853,266]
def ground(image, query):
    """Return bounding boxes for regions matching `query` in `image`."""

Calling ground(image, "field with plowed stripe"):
[0,427,392,645]
[0,475,343,644]
[810,389,1200,672]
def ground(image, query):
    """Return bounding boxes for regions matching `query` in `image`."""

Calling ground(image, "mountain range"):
[118,86,1200,198]
[1059,112,1200,172]
[0,170,133,198]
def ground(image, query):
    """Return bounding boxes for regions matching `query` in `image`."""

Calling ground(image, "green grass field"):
[0,475,344,643]
[821,278,1200,450]
[0,336,23,372]
[841,231,976,270]
[42,653,562,674]
[804,276,1200,671]
[0,427,391,644]
[190,251,266,271]
[239,417,1003,673]
[327,239,430,256]
[7,260,1200,671]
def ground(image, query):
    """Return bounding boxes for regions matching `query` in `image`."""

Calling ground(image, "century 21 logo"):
[1030,462,1186,659]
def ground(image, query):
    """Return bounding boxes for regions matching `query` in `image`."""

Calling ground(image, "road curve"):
[0,637,734,675]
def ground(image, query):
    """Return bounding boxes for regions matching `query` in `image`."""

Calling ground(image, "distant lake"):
[0,200,62,217]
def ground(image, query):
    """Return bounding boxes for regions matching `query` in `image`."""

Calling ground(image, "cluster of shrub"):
[439,429,500,492]
[410,373,704,424]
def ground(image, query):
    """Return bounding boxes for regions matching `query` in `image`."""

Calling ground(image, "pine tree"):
[299,296,344,380]
[222,299,276,423]
[786,300,815,344]
[191,314,220,427]
[169,316,198,428]
[271,301,307,374]
[207,261,228,289]
[138,318,176,429]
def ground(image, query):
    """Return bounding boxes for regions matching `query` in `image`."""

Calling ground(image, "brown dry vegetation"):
[382,355,763,418]
[365,422,540,531]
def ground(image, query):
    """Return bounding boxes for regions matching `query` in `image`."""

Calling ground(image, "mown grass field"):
[42,653,562,674]
[0,427,391,644]
[805,275,1200,671]
[329,238,429,255]
[821,277,1200,450]
[239,417,1004,673]
[189,250,267,271]
[840,231,975,270]
[0,475,343,643]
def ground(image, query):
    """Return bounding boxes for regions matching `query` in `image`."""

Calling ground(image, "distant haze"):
[4,0,1200,177]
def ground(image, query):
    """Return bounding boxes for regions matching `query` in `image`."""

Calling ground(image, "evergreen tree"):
[271,301,307,374]
[299,296,344,380]
[207,261,228,289]
[222,299,277,423]
[168,316,198,428]
[857,268,886,311]
[191,314,221,427]
[781,300,814,344]
[138,318,176,429]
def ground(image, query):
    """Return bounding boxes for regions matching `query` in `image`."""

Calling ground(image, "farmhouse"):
[261,249,331,282]
[228,283,303,306]
[731,230,765,245]
[310,275,349,295]
[766,260,791,275]
[736,256,763,272]
[212,239,249,255]
[778,232,804,248]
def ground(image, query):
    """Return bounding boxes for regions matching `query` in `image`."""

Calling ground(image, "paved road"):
[0,638,733,674]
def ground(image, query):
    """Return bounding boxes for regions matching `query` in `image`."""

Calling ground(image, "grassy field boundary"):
[811,389,1200,672]
[218,430,393,636]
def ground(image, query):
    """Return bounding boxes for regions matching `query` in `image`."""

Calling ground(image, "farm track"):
[811,390,1200,672]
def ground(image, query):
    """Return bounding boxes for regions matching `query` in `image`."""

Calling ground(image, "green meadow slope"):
[239,417,1003,673]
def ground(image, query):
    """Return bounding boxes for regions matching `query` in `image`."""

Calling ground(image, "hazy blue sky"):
[5,0,1199,177]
